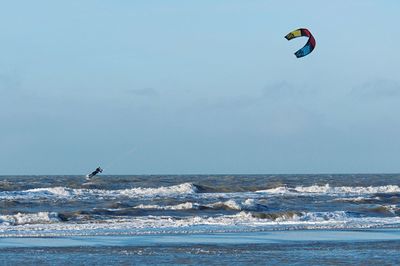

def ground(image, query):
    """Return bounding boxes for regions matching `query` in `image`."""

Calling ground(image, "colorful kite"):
[285,28,316,58]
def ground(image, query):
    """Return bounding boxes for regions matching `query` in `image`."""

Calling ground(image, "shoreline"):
[1,228,400,248]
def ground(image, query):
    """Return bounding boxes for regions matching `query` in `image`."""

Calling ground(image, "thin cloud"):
[351,79,400,100]
[208,82,318,110]
[262,82,317,100]
[127,87,159,97]
[0,70,22,92]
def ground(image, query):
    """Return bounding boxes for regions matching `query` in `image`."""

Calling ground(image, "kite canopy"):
[285,28,316,58]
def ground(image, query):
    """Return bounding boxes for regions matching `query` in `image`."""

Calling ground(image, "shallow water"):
[1,238,400,265]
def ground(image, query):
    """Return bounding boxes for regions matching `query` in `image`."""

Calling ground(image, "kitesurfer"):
[86,167,103,179]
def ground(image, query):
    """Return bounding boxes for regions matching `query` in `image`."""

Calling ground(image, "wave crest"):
[133,199,266,212]
[0,183,197,200]
[258,184,400,195]
[0,212,60,226]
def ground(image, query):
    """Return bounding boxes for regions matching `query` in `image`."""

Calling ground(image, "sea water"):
[1,174,400,265]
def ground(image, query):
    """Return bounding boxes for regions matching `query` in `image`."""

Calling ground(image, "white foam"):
[333,196,381,202]
[135,202,199,210]
[134,199,260,211]
[0,183,197,200]
[257,184,400,195]
[26,187,74,197]
[207,199,260,211]
[381,205,399,215]
[0,212,60,226]
[2,210,400,237]
[207,200,242,210]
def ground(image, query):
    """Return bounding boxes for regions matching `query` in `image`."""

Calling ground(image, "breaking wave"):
[0,183,197,200]
[0,212,60,226]
[258,184,400,195]
[206,199,265,211]
[2,175,400,237]
[0,210,355,227]
[133,199,266,212]
[2,210,400,237]
[135,202,200,211]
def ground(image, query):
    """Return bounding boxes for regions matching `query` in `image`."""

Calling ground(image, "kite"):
[285,28,316,58]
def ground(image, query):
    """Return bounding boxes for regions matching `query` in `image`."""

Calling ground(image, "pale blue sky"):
[1,1,400,174]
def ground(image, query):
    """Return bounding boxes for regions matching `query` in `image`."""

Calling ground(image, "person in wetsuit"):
[86,167,103,179]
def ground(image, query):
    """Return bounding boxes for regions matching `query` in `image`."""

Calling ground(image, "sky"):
[0,0,400,175]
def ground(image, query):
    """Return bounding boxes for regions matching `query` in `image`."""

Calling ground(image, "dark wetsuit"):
[87,167,103,179]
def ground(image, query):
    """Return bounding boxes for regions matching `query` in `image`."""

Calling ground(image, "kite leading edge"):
[285,28,316,58]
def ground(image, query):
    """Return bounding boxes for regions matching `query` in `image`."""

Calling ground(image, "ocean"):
[1,174,400,265]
